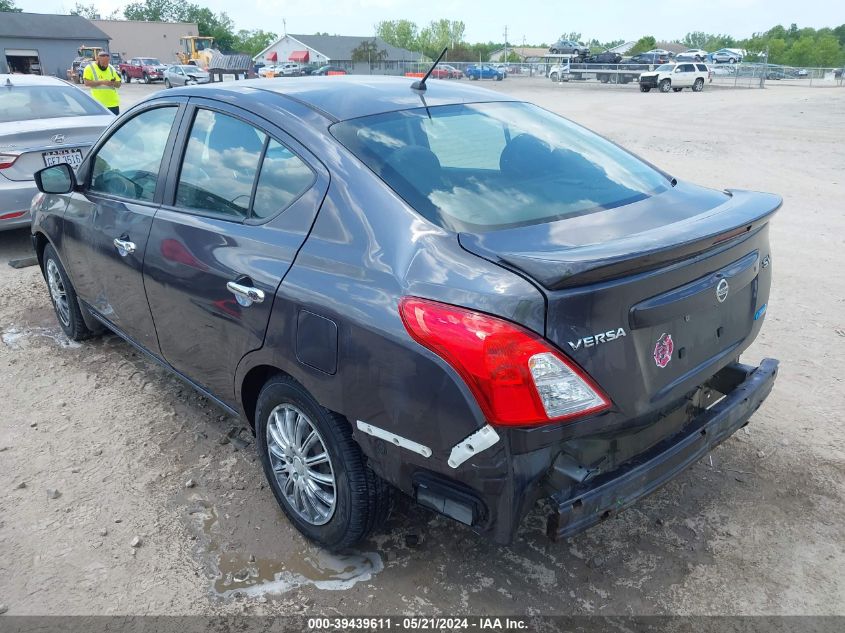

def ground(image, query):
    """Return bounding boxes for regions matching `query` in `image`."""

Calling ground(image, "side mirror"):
[34,163,76,194]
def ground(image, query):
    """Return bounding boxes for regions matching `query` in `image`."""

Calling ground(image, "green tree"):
[629,36,656,55]
[560,32,582,42]
[70,3,100,18]
[123,0,181,22]
[0,0,22,11]
[812,34,843,66]
[418,19,466,59]
[376,20,419,52]
[232,30,277,56]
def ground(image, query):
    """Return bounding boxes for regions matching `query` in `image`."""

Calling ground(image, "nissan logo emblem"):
[716,278,730,303]
[52,134,65,144]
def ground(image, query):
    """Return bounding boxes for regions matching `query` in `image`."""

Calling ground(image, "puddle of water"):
[1,326,81,349]
[215,548,383,597]
[186,493,382,598]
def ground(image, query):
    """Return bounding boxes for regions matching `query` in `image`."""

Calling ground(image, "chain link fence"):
[371,60,845,89]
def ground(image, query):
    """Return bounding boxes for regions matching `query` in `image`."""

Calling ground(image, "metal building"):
[90,20,199,65]
[0,12,110,77]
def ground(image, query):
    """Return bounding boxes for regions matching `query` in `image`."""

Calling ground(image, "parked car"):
[711,49,743,64]
[258,65,280,78]
[30,76,780,549]
[119,58,168,84]
[313,65,347,76]
[278,63,303,77]
[676,49,708,62]
[549,39,590,57]
[0,74,113,231]
[639,62,710,92]
[645,49,675,59]
[627,52,671,65]
[589,51,623,64]
[465,64,505,80]
[163,65,210,88]
[430,64,462,79]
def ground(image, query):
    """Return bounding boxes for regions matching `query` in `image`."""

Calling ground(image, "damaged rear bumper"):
[546,358,779,540]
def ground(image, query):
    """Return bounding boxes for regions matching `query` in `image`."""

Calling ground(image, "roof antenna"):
[411,47,447,92]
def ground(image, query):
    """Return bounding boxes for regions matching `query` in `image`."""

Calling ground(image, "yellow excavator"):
[177,36,252,76]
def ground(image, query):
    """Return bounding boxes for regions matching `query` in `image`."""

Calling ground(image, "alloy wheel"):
[46,259,70,327]
[265,404,337,526]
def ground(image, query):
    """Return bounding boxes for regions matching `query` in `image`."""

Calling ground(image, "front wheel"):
[692,78,705,92]
[164,78,171,88]
[255,375,391,550]
[640,84,651,92]
[659,79,672,92]
[550,72,558,82]
[42,244,96,342]
[122,72,131,83]
[143,73,150,84]
[673,87,683,92]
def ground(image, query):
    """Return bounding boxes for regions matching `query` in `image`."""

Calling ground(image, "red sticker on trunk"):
[653,333,674,368]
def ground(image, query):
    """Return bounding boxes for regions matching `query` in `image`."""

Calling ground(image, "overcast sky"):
[15,0,834,44]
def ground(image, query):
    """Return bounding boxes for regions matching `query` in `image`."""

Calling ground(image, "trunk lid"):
[0,115,112,181]
[459,183,781,417]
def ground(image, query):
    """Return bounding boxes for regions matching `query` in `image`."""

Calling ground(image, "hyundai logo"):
[716,278,730,303]
[52,134,66,144]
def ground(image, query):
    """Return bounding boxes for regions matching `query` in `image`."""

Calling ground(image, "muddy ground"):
[0,80,843,616]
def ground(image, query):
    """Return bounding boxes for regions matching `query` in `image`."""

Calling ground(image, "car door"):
[60,100,185,354]
[677,63,695,86]
[142,99,328,402]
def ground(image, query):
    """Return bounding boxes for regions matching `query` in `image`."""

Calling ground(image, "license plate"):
[42,149,83,168]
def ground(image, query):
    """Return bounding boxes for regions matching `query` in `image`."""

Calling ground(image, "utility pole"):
[503,26,508,63]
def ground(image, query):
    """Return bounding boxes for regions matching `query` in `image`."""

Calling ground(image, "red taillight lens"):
[399,297,610,427]
[0,153,20,169]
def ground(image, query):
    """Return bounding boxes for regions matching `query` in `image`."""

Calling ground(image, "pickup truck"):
[119,57,169,84]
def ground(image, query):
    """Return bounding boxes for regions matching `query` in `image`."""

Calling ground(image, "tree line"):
[2,0,844,67]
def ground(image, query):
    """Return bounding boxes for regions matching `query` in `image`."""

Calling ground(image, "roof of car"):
[0,74,71,87]
[167,75,515,122]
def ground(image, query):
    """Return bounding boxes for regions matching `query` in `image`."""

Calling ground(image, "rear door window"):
[175,109,266,219]
[251,139,314,219]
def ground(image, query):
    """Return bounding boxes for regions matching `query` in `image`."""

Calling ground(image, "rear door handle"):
[227,280,265,307]
[113,237,136,256]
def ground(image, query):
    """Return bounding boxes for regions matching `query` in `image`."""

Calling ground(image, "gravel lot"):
[0,79,843,616]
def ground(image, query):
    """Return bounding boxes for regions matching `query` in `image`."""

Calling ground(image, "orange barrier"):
[327,71,346,76]
[404,72,425,78]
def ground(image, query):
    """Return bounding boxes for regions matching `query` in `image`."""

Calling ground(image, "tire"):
[255,375,391,550]
[673,87,683,92]
[550,49,559,54]
[42,245,95,342]
[693,78,704,92]
[659,79,672,92]
[143,73,150,84]
[729,58,736,64]
[550,72,558,82]
[599,75,608,83]
[122,72,131,83]
[640,84,651,92]
[164,78,171,88]
[496,74,503,81]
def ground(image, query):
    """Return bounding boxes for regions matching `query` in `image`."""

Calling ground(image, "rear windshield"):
[0,85,106,123]
[140,58,162,65]
[331,102,670,231]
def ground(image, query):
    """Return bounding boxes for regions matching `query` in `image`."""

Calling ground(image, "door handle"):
[226,280,265,307]
[113,237,136,256]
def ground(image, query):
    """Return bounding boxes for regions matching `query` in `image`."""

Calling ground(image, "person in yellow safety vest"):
[83,51,122,115]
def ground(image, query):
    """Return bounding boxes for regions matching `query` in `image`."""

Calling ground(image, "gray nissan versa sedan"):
[30,76,780,550]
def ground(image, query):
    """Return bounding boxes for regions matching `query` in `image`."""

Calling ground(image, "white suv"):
[639,62,710,93]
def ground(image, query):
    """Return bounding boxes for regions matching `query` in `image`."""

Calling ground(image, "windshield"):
[140,58,162,65]
[331,102,670,232]
[0,86,106,123]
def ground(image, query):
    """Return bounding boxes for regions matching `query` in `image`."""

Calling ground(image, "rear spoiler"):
[459,189,781,290]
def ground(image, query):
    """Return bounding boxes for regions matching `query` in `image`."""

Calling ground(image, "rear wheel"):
[693,78,705,92]
[659,79,672,92]
[673,87,683,92]
[122,72,130,83]
[164,78,171,88]
[255,375,391,550]
[42,245,95,342]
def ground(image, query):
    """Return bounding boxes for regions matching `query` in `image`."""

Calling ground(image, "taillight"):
[0,153,20,169]
[399,297,610,427]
